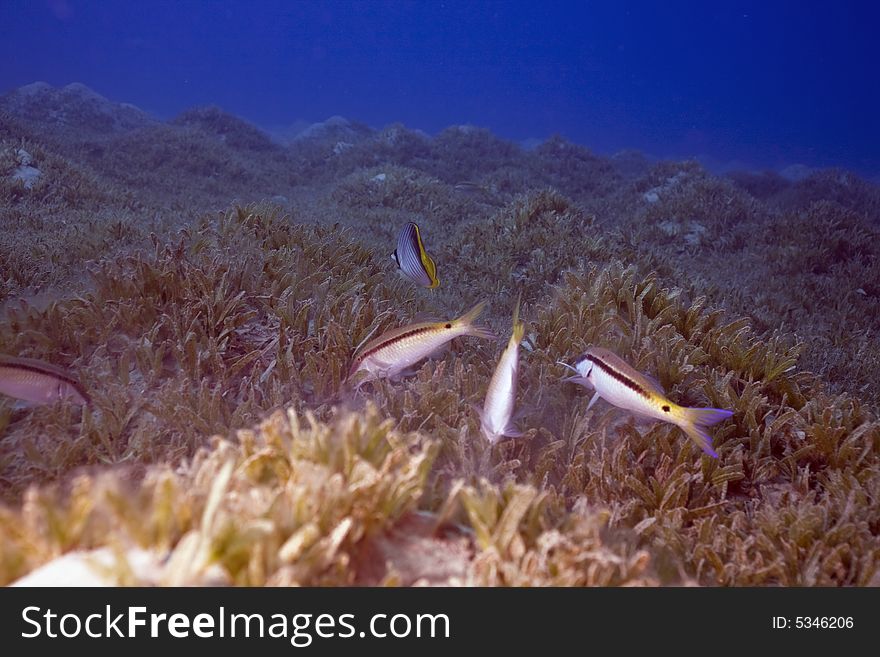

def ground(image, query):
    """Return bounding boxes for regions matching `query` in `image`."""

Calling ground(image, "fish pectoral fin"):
[641,371,666,396]
[586,391,601,411]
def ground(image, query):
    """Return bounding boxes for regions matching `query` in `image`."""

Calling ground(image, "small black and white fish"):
[391,221,439,289]
[0,355,90,406]
[560,347,732,458]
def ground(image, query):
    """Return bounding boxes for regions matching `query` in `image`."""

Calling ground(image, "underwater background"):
[0,1,878,586]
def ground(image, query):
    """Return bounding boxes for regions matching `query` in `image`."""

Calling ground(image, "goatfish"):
[0,355,90,406]
[475,295,524,444]
[559,347,732,458]
[391,221,439,289]
[349,301,494,386]
[453,181,490,195]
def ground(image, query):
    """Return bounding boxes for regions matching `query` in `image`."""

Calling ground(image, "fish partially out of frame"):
[349,301,494,387]
[475,294,524,444]
[391,221,439,289]
[0,355,90,406]
[560,346,732,458]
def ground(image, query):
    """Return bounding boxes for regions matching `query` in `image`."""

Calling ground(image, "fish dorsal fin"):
[410,310,442,324]
[586,347,665,396]
[641,371,666,396]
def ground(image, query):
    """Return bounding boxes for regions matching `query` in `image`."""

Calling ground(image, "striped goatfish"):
[560,347,732,458]
[475,295,524,444]
[391,222,439,289]
[453,181,489,195]
[0,355,90,406]
[349,301,494,386]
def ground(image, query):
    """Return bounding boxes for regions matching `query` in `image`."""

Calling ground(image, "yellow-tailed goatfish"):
[349,301,494,386]
[391,221,439,289]
[475,295,524,444]
[559,347,732,458]
[0,355,90,406]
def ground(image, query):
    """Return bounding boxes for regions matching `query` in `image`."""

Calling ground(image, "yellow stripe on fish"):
[0,354,90,406]
[349,301,494,386]
[560,346,732,458]
[477,294,524,444]
[391,221,439,289]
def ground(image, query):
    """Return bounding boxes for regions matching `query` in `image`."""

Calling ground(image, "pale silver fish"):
[390,221,439,289]
[453,181,490,195]
[476,295,524,444]
[560,346,732,458]
[349,301,494,386]
[0,355,90,406]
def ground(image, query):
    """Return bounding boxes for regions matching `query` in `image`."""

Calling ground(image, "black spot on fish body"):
[662,405,670,412]
[445,323,452,329]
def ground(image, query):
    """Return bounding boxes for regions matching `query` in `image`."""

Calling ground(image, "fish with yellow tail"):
[0,355,90,406]
[475,294,524,444]
[559,346,732,458]
[349,301,495,387]
[391,221,439,289]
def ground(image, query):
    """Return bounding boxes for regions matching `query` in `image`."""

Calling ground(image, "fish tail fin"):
[457,301,495,340]
[511,293,525,344]
[678,407,734,458]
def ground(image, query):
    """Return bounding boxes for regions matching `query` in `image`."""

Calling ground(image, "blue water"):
[1,0,878,177]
